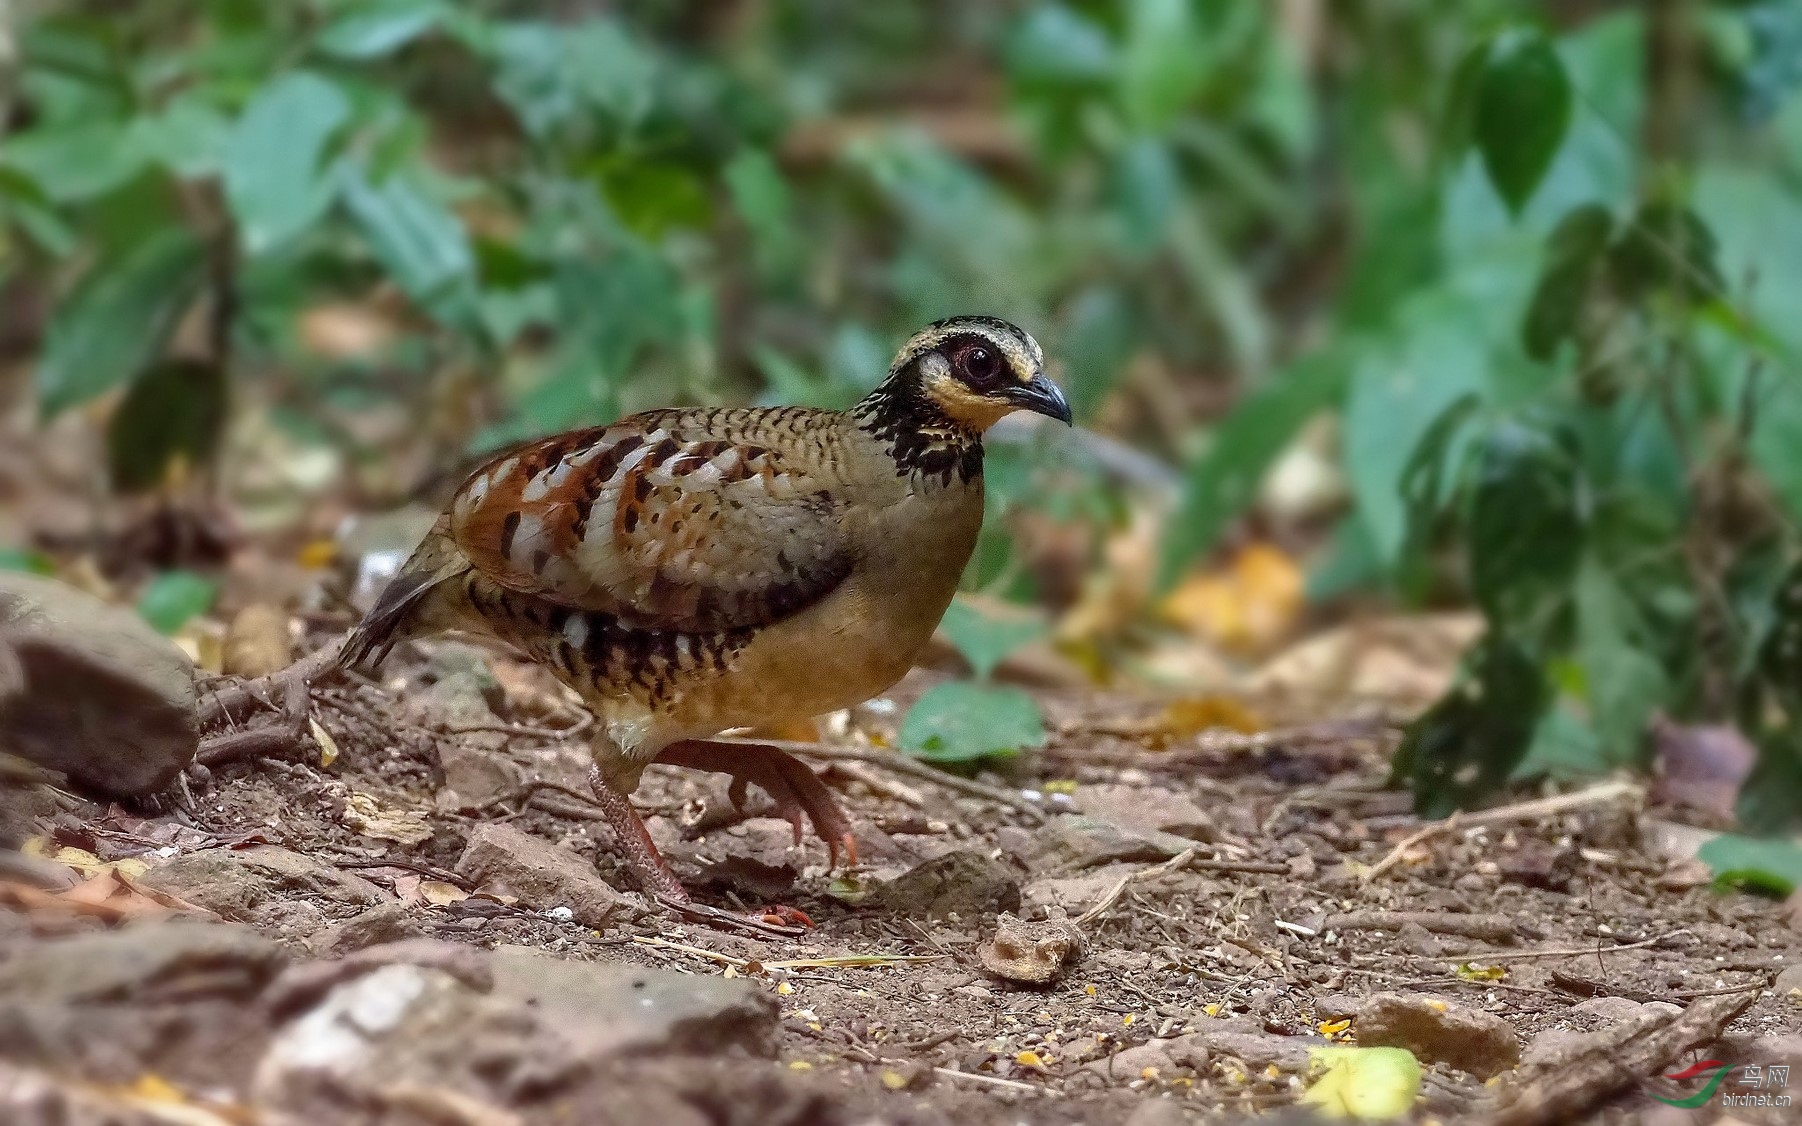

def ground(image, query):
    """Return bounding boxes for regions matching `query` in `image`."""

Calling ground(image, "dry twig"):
[1483,987,1761,1126]
[1364,781,1640,881]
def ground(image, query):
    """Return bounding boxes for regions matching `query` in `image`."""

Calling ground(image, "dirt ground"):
[3,631,1800,1126]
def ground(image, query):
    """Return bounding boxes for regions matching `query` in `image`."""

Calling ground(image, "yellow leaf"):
[1015,1050,1049,1069]
[788,1060,813,1071]
[310,718,340,768]
[1319,1019,1351,1038]
[1301,1047,1422,1119]
[881,1070,909,1091]
[1454,962,1506,982]
[297,539,339,569]
[419,880,468,906]
[1160,542,1304,657]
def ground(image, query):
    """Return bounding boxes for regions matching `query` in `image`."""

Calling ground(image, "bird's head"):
[881,316,1072,433]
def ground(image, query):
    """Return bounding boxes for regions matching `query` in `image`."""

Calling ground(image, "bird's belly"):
[655,575,945,735]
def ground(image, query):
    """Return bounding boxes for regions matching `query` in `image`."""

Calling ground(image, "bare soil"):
[4,634,1799,1125]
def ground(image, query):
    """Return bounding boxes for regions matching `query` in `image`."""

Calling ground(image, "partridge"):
[340,316,1071,915]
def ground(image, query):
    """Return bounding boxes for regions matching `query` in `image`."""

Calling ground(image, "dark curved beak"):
[1006,372,1073,426]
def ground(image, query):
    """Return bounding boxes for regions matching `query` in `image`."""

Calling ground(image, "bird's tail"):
[338,519,470,672]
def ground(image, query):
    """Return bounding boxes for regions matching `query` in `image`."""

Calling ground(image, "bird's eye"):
[959,345,999,385]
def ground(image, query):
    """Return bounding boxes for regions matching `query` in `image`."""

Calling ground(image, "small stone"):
[1197,1024,1316,1072]
[439,743,525,809]
[1355,992,1519,1079]
[0,572,198,796]
[1123,1099,1192,1126]
[1031,815,1194,871]
[266,939,495,1019]
[140,846,387,925]
[978,914,1083,985]
[1396,921,1442,957]
[455,823,640,928]
[1496,843,1577,891]
[1076,784,1215,841]
[1774,963,1802,1000]
[875,850,1021,921]
[1082,1039,1179,1080]
[309,902,422,955]
[1571,996,1649,1024]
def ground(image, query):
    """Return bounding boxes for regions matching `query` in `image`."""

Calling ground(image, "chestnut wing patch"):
[448,421,854,632]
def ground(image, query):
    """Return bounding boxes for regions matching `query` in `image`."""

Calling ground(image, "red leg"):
[587,765,813,934]
[657,740,859,868]
[586,766,689,904]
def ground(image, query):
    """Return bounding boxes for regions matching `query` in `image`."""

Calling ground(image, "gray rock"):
[0,571,198,796]
[308,901,424,955]
[1123,1098,1193,1126]
[1571,995,1650,1024]
[1775,962,1802,999]
[0,921,287,1087]
[440,742,525,808]
[1031,815,1196,871]
[1077,784,1215,840]
[255,945,781,1120]
[140,846,387,925]
[875,850,1021,921]
[1082,1039,1186,1080]
[0,919,286,1005]
[1355,992,1519,1079]
[489,944,779,1058]
[455,822,640,927]
[1195,1022,1318,1071]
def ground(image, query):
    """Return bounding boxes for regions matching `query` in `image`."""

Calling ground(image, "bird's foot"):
[588,766,811,938]
[658,739,860,868]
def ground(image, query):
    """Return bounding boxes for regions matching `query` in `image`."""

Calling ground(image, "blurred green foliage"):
[5,0,1802,817]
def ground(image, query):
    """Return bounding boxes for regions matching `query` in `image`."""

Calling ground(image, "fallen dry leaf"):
[340,791,432,846]
[1160,542,1304,658]
[419,879,470,906]
[0,869,212,923]
[222,603,292,678]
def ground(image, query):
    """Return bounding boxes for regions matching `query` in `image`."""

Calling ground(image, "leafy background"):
[3,0,1802,836]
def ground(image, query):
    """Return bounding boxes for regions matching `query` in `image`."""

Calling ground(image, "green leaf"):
[1301,1047,1422,1121]
[488,20,654,137]
[1160,350,1346,588]
[341,164,474,306]
[37,228,208,417]
[133,95,233,179]
[1437,39,1491,164]
[1698,833,1802,896]
[1737,729,1802,835]
[1119,0,1207,130]
[724,148,796,276]
[595,160,712,239]
[223,71,351,253]
[1059,287,1137,420]
[1006,5,1114,87]
[137,571,218,635]
[1522,203,1615,362]
[317,1,444,59]
[1608,200,1725,304]
[1573,557,1665,765]
[0,119,146,202]
[1393,632,1550,817]
[899,681,1045,763]
[939,598,1049,680]
[106,359,229,494]
[1468,418,1586,623]
[1473,29,1574,214]
[0,548,55,576]
[1344,302,1488,564]
[1399,392,1482,555]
